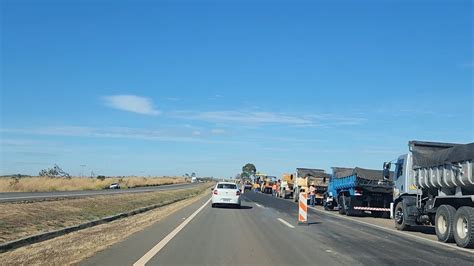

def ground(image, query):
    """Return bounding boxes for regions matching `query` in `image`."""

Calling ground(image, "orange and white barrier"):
[298,192,307,223]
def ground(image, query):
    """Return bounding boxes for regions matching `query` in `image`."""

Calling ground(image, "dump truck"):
[323,167,394,218]
[280,173,294,199]
[293,168,330,205]
[388,141,474,248]
[260,176,276,194]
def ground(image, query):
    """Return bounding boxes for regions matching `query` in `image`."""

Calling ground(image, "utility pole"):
[80,164,86,178]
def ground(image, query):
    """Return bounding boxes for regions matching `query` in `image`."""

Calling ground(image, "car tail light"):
[236,190,241,196]
[213,190,218,195]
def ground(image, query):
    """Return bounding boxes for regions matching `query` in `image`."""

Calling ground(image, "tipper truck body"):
[293,168,330,205]
[324,167,394,217]
[390,141,474,248]
[280,173,294,199]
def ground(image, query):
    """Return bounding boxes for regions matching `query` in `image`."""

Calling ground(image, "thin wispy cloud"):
[171,111,313,125]
[211,129,226,135]
[103,95,161,115]
[170,110,366,127]
[1,126,233,144]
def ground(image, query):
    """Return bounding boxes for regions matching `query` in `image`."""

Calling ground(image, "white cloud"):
[103,95,161,115]
[211,129,226,135]
[171,110,366,127]
[171,111,313,125]
[0,126,228,144]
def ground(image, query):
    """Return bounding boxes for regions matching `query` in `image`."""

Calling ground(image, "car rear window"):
[217,184,237,189]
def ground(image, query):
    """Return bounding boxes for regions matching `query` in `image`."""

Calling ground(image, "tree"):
[241,163,256,181]
[38,164,71,178]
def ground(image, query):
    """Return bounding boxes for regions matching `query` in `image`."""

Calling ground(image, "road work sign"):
[298,192,308,224]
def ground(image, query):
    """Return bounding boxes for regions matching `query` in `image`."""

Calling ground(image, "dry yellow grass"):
[0,189,211,265]
[0,184,209,243]
[0,176,187,192]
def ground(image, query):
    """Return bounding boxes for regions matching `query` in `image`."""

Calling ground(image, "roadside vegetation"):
[0,176,187,193]
[0,183,211,244]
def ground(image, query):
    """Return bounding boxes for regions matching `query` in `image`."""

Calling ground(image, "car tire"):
[211,203,216,208]
[453,207,474,248]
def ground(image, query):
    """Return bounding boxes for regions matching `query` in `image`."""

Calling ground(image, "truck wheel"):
[435,204,456,243]
[453,207,474,248]
[394,201,410,231]
[345,198,361,217]
[338,196,346,215]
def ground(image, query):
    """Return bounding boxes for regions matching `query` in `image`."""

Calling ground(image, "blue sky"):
[1,0,472,177]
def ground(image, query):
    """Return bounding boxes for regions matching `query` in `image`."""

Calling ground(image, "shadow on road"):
[212,204,253,210]
[407,225,436,235]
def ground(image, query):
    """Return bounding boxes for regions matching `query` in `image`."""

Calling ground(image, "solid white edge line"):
[255,203,264,208]
[133,198,212,266]
[307,206,474,254]
[278,218,295,229]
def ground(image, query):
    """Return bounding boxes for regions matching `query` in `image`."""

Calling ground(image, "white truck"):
[387,141,474,248]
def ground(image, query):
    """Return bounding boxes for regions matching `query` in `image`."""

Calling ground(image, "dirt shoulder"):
[0,184,210,243]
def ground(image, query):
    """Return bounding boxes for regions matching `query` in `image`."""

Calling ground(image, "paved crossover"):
[83,191,474,265]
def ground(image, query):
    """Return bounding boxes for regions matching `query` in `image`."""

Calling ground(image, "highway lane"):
[0,183,201,202]
[82,191,474,266]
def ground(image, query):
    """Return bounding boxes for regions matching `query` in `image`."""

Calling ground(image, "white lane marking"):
[307,206,474,254]
[133,198,212,266]
[255,203,264,208]
[277,218,295,229]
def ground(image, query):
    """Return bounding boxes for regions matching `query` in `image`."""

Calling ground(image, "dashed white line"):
[277,218,295,229]
[255,203,264,208]
[133,198,211,266]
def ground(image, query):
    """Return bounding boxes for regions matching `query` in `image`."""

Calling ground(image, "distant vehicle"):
[280,173,294,199]
[108,183,120,189]
[388,141,474,248]
[324,167,393,218]
[211,182,241,208]
[294,168,330,205]
[244,182,252,191]
[191,177,198,183]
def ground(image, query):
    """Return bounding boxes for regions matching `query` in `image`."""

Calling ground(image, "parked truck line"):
[389,141,474,248]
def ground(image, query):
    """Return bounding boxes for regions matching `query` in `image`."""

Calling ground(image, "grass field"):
[0,176,187,193]
[0,183,210,244]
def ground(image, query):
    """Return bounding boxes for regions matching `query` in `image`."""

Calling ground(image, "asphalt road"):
[82,191,474,266]
[0,183,201,202]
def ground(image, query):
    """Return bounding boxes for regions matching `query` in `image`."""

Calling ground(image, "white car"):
[108,183,120,189]
[211,182,241,208]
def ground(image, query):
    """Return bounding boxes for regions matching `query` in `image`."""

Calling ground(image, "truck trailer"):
[324,167,393,217]
[389,141,474,248]
[293,168,330,205]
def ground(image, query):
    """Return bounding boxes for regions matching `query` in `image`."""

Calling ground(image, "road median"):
[0,183,211,252]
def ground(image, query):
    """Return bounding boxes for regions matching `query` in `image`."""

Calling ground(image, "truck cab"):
[392,153,417,202]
